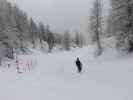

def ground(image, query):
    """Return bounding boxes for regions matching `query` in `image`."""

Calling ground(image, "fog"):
[8,0,110,34]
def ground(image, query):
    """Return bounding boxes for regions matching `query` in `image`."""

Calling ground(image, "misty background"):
[7,0,110,34]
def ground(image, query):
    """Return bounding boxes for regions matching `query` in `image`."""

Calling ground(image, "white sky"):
[7,0,110,34]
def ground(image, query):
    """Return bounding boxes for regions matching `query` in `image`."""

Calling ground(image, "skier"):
[75,57,82,73]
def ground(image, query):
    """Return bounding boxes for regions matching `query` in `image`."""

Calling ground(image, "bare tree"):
[29,18,38,48]
[75,32,84,48]
[38,22,45,45]
[63,31,71,51]
[46,26,55,52]
[89,0,103,56]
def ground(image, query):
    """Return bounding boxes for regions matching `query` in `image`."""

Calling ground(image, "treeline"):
[0,0,85,62]
[89,0,133,56]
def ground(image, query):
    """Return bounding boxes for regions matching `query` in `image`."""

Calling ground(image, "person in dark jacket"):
[75,57,82,73]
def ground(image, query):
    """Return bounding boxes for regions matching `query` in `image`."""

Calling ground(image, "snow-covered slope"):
[0,45,131,100]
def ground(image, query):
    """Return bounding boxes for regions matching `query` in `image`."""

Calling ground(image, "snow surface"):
[0,45,131,100]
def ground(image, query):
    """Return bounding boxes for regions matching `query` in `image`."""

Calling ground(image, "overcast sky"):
[7,0,110,34]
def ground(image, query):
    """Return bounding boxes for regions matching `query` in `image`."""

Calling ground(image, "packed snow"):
[0,44,131,100]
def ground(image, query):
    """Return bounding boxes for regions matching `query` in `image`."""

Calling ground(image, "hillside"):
[0,45,131,100]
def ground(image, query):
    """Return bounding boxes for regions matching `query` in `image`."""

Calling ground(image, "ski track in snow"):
[0,46,131,100]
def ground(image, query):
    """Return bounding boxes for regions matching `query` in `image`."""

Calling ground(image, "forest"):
[0,0,133,61]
